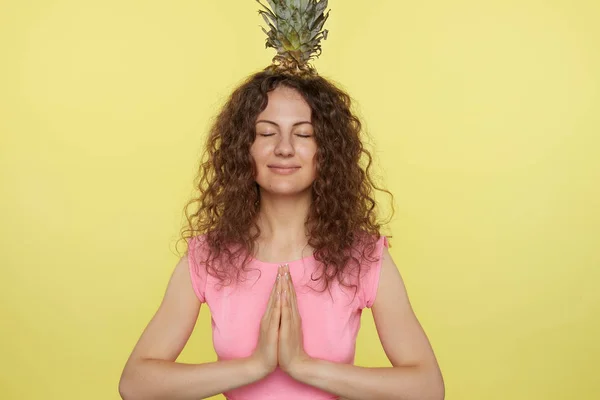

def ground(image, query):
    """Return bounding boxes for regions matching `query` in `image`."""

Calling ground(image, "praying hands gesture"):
[249,264,312,379]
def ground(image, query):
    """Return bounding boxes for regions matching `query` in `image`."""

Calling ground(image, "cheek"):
[298,148,318,177]
[249,144,269,161]
[297,142,317,158]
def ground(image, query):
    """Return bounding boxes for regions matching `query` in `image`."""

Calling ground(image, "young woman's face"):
[250,86,318,197]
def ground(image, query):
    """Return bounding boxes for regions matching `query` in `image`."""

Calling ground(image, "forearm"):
[292,359,444,400]
[119,357,265,400]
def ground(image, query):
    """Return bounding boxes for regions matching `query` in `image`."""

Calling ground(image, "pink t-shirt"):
[187,233,389,400]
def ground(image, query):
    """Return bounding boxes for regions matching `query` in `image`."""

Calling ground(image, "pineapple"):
[257,0,330,75]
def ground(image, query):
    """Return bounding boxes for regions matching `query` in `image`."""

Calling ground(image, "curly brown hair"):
[178,70,394,294]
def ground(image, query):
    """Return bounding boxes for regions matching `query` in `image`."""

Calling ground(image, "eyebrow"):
[256,119,312,127]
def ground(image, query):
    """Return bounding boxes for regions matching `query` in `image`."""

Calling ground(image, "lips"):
[268,165,301,175]
[268,165,300,169]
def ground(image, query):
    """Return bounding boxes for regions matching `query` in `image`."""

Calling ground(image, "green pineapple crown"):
[257,0,330,76]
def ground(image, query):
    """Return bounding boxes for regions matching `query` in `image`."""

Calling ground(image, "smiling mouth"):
[268,166,301,174]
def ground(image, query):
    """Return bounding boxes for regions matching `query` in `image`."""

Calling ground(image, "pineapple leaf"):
[315,0,328,15]
[256,0,277,20]
[260,12,275,29]
[265,0,278,10]
[299,0,310,14]
[257,0,331,72]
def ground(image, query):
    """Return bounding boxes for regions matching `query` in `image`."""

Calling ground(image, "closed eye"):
[258,133,312,138]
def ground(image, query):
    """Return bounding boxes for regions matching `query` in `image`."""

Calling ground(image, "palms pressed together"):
[251,264,312,378]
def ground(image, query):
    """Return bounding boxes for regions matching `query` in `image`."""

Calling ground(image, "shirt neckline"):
[249,251,316,266]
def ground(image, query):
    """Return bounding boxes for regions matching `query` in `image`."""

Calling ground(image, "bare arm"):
[290,247,445,400]
[118,255,268,400]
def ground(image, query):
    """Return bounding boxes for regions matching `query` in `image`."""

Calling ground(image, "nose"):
[274,134,295,157]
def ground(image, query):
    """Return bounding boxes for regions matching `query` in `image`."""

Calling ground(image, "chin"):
[257,182,313,195]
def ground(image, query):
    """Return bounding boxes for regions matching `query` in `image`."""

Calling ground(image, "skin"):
[249,85,318,260]
[118,86,445,400]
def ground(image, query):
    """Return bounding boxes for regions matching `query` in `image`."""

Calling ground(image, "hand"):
[278,264,313,378]
[249,268,282,377]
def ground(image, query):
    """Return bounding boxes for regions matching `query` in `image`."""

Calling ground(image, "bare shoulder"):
[123,255,201,365]
[373,246,408,305]
[371,247,442,371]
[166,254,201,305]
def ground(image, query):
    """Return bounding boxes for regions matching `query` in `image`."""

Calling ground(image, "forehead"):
[256,86,312,121]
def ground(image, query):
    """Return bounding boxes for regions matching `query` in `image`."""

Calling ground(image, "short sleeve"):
[361,235,389,309]
[187,235,208,303]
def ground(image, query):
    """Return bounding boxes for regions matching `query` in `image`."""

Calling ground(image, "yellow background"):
[1,0,598,399]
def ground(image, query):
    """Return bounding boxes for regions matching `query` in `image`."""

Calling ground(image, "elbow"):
[118,369,143,400]
[118,373,133,400]
[119,362,163,400]
[431,383,445,400]
[413,381,444,400]
[427,368,445,400]
[410,383,444,400]
[410,364,445,400]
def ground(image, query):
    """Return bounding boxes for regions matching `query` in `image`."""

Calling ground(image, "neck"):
[254,190,313,246]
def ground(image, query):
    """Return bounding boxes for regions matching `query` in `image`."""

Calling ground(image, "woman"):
[119,2,444,399]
